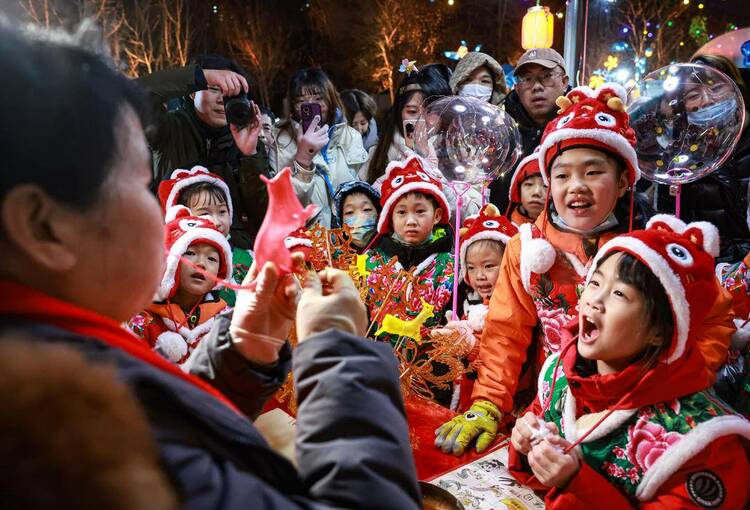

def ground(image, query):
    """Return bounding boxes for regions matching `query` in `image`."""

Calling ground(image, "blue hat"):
[333,180,381,227]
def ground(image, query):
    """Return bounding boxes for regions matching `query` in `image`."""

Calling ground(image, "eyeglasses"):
[515,71,564,90]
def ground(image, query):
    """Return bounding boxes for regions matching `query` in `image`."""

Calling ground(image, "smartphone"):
[301,102,323,133]
[403,119,416,140]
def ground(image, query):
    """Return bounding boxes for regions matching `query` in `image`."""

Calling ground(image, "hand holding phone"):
[403,119,416,148]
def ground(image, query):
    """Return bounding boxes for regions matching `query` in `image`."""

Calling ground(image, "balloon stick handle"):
[452,193,462,320]
[670,183,681,219]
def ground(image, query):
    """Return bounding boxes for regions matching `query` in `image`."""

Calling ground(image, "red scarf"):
[0,280,240,414]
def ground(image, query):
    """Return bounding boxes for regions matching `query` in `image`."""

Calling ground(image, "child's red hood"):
[557,319,711,415]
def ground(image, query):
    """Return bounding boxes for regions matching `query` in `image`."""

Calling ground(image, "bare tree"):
[120,0,193,76]
[619,0,693,72]
[359,0,450,101]
[18,0,194,77]
[219,0,291,107]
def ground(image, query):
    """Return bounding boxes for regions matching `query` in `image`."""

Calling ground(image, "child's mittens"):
[434,400,500,456]
[155,332,188,364]
[466,303,488,333]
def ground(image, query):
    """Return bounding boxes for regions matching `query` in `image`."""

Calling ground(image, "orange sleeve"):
[695,284,734,382]
[471,235,539,413]
[546,435,750,509]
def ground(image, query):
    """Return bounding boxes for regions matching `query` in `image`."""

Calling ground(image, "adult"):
[654,54,750,263]
[340,88,379,153]
[490,48,569,212]
[270,68,368,228]
[368,63,484,218]
[0,23,421,509]
[366,64,453,187]
[258,104,277,156]
[137,54,269,249]
[449,51,508,106]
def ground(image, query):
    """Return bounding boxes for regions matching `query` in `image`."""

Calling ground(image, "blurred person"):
[0,340,176,510]
[258,104,277,155]
[340,88,379,153]
[0,21,422,509]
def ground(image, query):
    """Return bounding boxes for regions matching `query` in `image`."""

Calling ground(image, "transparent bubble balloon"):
[626,63,745,186]
[413,96,513,188]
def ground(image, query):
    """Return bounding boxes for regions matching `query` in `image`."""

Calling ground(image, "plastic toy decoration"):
[374,298,436,343]
[254,167,318,275]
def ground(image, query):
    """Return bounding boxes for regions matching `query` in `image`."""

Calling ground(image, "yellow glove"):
[434,400,500,456]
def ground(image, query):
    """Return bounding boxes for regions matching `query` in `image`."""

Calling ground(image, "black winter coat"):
[489,90,558,212]
[136,66,270,249]
[0,315,422,509]
[655,126,750,263]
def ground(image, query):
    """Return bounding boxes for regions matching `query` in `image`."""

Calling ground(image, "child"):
[506,150,546,226]
[362,156,455,406]
[362,156,454,342]
[128,208,233,364]
[333,180,381,252]
[436,84,733,456]
[158,166,253,306]
[432,204,517,411]
[508,216,750,508]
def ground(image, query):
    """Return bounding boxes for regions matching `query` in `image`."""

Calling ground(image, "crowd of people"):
[3,15,750,510]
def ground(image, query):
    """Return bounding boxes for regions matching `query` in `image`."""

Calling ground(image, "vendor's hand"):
[294,115,329,167]
[434,400,500,456]
[229,255,302,363]
[230,102,262,156]
[296,268,367,341]
[731,318,750,350]
[528,435,579,488]
[511,412,557,455]
[203,69,248,97]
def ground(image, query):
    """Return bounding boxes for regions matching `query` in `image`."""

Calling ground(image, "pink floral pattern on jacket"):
[626,417,683,471]
[537,307,575,354]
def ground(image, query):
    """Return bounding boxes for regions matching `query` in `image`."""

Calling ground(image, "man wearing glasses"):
[490,48,569,210]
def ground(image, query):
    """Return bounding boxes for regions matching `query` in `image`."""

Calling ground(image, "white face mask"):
[459,83,493,102]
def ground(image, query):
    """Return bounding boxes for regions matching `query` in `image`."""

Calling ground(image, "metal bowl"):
[419,481,465,510]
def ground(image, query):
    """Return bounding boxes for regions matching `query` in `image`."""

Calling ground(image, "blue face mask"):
[687,98,737,127]
[344,213,377,244]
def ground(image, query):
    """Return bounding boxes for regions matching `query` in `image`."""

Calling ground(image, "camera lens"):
[224,95,253,128]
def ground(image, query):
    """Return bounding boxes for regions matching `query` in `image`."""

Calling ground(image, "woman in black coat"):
[655,54,750,263]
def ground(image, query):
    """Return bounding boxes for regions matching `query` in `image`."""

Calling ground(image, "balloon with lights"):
[412,95,517,317]
[626,62,745,216]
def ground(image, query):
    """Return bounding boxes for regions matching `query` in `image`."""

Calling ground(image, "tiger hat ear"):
[555,95,573,113]
[684,222,720,258]
[482,204,501,217]
[646,214,687,234]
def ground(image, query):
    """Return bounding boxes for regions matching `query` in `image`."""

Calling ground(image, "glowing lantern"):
[522,4,554,50]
